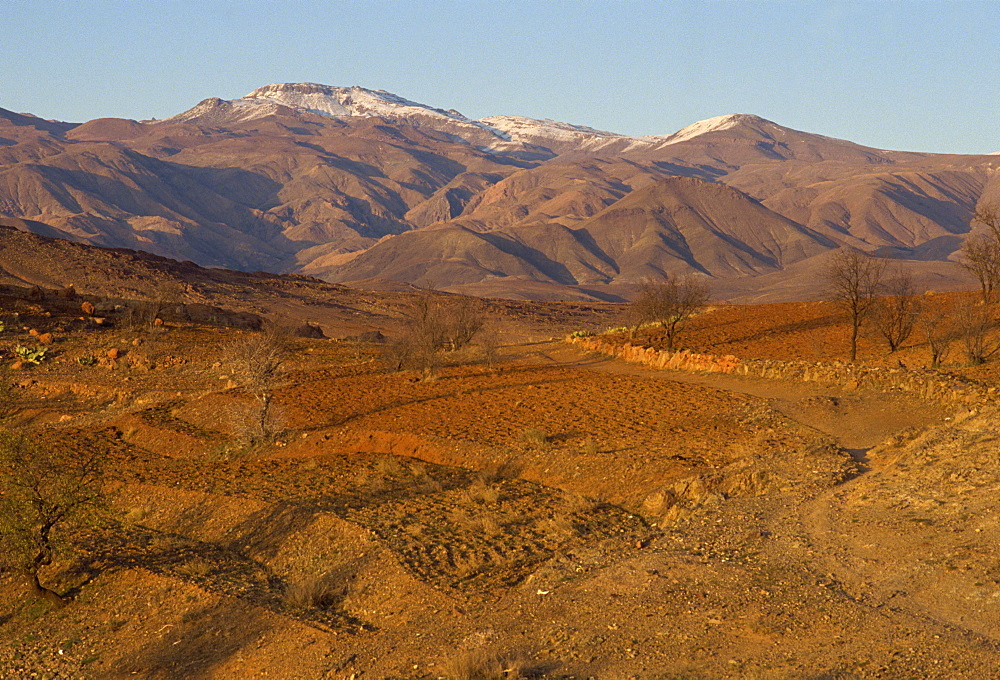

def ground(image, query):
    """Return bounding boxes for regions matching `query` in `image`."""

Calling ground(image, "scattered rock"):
[107,348,120,360]
[294,322,326,338]
[38,332,54,345]
[81,301,96,316]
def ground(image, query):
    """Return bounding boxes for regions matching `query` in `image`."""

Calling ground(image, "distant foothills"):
[0,82,994,302]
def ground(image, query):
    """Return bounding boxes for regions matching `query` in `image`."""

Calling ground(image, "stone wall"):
[567,335,994,406]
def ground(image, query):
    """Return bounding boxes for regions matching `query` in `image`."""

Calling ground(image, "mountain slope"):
[324,176,838,298]
[2,83,998,301]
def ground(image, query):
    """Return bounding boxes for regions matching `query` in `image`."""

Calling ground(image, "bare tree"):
[921,305,956,368]
[871,267,920,353]
[632,274,710,351]
[827,249,886,361]
[0,431,108,606]
[224,327,286,443]
[960,205,1000,303]
[958,301,1000,365]
[388,293,486,378]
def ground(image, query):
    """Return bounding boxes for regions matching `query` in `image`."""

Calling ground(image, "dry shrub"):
[226,396,285,447]
[283,571,351,610]
[223,327,287,444]
[442,649,537,680]
[518,428,549,449]
[478,456,521,484]
[538,515,582,542]
[121,506,152,524]
[385,293,486,378]
[958,301,1000,365]
[373,455,405,478]
[921,304,956,368]
[467,513,503,537]
[174,556,214,579]
[461,479,501,505]
[562,491,599,514]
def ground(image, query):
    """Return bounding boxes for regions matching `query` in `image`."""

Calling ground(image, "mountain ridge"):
[1,82,995,301]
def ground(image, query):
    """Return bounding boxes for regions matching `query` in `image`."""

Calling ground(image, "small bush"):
[569,330,594,338]
[174,556,213,579]
[441,649,536,680]
[283,572,351,610]
[461,479,501,505]
[14,346,47,365]
[518,428,549,449]
[478,456,521,484]
[76,355,97,367]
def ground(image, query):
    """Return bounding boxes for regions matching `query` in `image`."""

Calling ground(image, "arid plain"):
[3,224,1000,679]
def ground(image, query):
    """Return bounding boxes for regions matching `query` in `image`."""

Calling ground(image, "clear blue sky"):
[3,0,998,154]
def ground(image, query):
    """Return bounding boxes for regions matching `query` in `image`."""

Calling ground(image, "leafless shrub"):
[223,328,287,444]
[921,304,956,368]
[441,648,537,680]
[562,491,600,514]
[480,326,503,369]
[120,300,161,331]
[465,513,503,537]
[283,572,351,610]
[461,479,501,505]
[174,556,214,579]
[871,267,920,353]
[826,248,886,361]
[518,427,549,449]
[960,205,1000,303]
[477,456,521,484]
[0,430,110,606]
[631,274,710,350]
[387,293,487,378]
[227,396,285,447]
[958,301,1000,365]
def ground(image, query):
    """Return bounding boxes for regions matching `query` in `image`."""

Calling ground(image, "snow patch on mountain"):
[479,115,623,143]
[660,114,765,145]
[162,83,808,155]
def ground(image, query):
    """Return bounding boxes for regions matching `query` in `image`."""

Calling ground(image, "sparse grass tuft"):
[478,456,522,484]
[441,648,537,680]
[283,573,349,610]
[461,478,501,505]
[518,428,549,449]
[174,556,214,579]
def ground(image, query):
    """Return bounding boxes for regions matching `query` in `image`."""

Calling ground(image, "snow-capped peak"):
[239,83,477,126]
[163,82,509,140]
[161,83,804,156]
[661,113,770,145]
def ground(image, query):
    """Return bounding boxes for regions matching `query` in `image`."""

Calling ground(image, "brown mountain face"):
[326,176,836,299]
[1,89,998,301]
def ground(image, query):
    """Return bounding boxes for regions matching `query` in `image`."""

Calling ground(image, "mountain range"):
[2,82,997,302]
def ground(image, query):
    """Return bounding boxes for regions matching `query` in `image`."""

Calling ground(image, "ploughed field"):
[2,288,1000,679]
